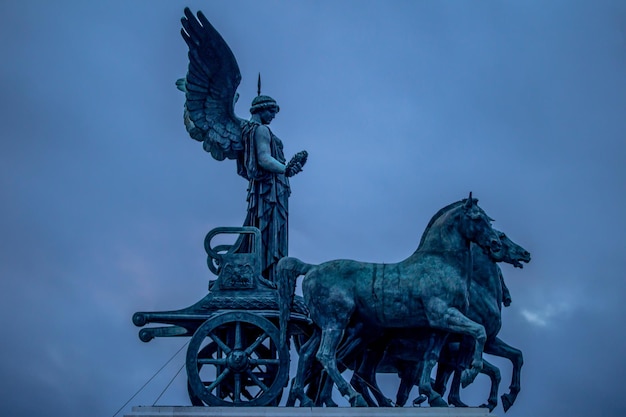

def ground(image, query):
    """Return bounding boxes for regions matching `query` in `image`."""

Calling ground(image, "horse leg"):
[352,338,394,407]
[426,299,486,387]
[287,328,320,407]
[317,328,367,407]
[316,372,338,407]
[433,365,453,399]
[484,337,523,412]
[479,359,501,411]
[433,341,455,397]
[350,349,384,406]
[319,321,373,407]
[396,360,421,407]
[446,335,474,407]
[445,368,468,408]
[417,332,448,407]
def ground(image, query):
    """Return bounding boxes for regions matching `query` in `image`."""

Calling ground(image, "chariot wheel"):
[186,311,289,406]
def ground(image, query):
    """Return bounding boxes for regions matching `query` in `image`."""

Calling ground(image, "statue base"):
[124,406,493,417]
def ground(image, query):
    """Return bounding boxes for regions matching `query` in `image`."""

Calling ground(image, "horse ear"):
[464,192,474,209]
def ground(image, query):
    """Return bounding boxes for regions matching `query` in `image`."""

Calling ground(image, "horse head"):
[489,230,531,268]
[460,192,502,255]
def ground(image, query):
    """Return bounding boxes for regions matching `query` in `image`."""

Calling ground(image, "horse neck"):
[415,212,471,255]
[471,244,502,295]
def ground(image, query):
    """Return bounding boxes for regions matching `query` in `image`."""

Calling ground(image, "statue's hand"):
[286,150,308,177]
[285,162,302,177]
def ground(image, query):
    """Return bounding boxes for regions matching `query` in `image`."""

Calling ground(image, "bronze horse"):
[350,229,530,411]
[277,194,502,406]
[432,230,530,411]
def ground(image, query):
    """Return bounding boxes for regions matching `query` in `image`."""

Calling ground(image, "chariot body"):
[132,227,311,406]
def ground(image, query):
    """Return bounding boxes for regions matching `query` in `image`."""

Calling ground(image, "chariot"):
[132,226,311,406]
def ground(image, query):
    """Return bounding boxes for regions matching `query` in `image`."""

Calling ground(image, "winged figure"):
[178,8,307,284]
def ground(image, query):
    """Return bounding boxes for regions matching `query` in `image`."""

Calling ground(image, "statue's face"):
[259,108,277,125]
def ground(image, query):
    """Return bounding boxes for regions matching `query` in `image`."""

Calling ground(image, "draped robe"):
[237,121,290,283]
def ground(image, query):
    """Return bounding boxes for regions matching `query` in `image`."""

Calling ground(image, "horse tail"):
[277,257,313,348]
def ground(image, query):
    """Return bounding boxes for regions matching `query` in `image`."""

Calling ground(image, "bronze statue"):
[132,8,532,410]
[177,8,307,283]
[348,228,530,411]
[277,194,503,407]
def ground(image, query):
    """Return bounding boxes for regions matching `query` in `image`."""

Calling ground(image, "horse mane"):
[415,199,465,252]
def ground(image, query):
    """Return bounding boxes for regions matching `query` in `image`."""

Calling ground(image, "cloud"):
[521,302,572,327]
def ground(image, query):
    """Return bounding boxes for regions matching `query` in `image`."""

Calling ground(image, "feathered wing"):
[180,8,244,161]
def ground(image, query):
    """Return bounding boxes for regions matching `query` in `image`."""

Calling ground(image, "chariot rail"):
[133,226,311,406]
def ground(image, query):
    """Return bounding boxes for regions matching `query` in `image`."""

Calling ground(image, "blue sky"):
[1,1,625,416]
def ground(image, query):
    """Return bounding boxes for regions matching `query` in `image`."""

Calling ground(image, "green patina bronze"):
[177,8,307,285]
[132,8,531,411]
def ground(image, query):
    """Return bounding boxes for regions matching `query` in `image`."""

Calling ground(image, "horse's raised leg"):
[484,337,523,412]
[317,328,368,407]
[425,299,486,387]
[287,328,321,407]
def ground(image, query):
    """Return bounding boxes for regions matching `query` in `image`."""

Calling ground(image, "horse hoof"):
[501,393,515,412]
[429,396,448,408]
[412,395,427,406]
[480,402,497,412]
[449,399,468,408]
[350,394,368,407]
[325,399,338,407]
[300,397,315,408]
[460,369,477,388]
[379,399,393,408]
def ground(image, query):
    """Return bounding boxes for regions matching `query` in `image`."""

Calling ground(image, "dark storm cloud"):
[1,1,625,416]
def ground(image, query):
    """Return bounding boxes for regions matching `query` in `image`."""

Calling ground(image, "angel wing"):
[179,8,245,161]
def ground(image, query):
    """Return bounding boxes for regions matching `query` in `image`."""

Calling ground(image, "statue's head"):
[250,95,280,115]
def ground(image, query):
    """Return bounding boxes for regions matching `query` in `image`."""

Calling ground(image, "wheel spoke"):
[234,321,242,350]
[249,358,280,366]
[207,368,231,392]
[234,372,241,403]
[208,332,232,354]
[246,369,269,393]
[244,333,269,355]
[198,358,227,365]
